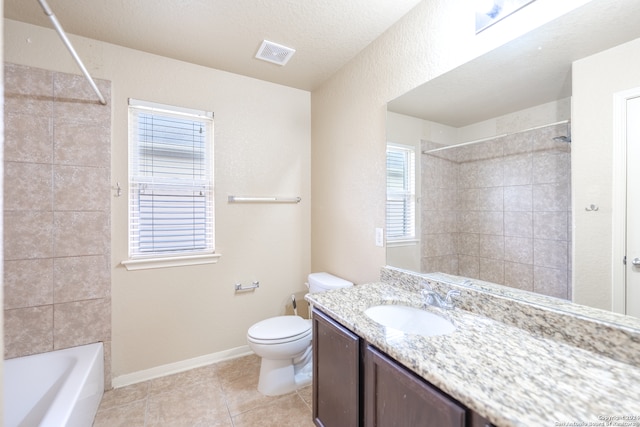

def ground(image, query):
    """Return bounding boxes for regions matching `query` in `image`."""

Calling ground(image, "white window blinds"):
[128,99,214,258]
[386,143,416,241]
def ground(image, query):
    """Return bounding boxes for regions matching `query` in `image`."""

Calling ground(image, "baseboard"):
[111,345,253,389]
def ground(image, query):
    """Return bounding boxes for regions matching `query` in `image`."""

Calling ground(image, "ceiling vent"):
[255,40,296,66]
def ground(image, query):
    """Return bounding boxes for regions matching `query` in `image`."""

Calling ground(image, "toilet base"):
[257,356,312,396]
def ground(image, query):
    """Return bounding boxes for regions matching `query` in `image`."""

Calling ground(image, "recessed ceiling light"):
[255,40,296,66]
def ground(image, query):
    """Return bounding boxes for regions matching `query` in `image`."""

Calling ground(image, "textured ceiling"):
[4,0,423,91]
[387,0,640,126]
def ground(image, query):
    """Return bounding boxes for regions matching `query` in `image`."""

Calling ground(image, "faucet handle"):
[419,280,434,291]
[445,290,460,305]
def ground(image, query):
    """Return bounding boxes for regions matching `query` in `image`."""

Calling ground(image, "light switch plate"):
[375,228,384,247]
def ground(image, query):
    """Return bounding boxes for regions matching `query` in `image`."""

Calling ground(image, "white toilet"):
[247,272,353,396]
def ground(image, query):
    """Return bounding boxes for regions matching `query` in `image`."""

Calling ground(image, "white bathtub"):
[4,342,105,427]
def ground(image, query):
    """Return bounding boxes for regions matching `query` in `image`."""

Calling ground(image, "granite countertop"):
[306,282,640,427]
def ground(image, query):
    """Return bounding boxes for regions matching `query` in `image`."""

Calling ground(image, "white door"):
[626,96,640,318]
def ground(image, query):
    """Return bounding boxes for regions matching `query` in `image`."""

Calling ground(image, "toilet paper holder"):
[235,281,260,292]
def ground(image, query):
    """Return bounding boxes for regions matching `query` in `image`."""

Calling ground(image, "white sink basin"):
[364,305,456,337]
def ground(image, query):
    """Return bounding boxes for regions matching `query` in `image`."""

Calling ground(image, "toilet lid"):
[248,316,311,341]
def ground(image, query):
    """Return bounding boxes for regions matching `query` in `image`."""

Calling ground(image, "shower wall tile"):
[503,133,532,156]
[504,237,533,264]
[504,185,532,211]
[423,188,457,211]
[534,266,568,299]
[4,64,112,387]
[458,211,503,235]
[53,74,111,125]
[534,211,568,240]
[479,258,504,284]
[4,63,53,116]
[458,255,480,278]
[503,153,532,185]
[422,233,457,257]
[534,239,568,270]
[533,152,570,184]
[4,210,54,260]
[457,187,503,211]
[504,211,533,238]
[458,158,503,189]
[422,210,457,234]
[54,165,110,211]
[457,233,479,256]
[422,256,459,276]
[4,305,54,359]
[4,161,53,211]
[504,262,534,292]
[4,114,53,163]
[54,255,110,303]
[457,139,503,162]
[4,259,54,309]
[54,122,111,168]
[53,211,110,257]
[54,298,111,350]
[533,182,570,211]
[479,234,504,259]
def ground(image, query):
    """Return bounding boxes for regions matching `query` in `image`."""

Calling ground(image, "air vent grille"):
[255,40,295,66]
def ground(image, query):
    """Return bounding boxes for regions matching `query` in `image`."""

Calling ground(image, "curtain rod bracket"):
[37,0,107,105]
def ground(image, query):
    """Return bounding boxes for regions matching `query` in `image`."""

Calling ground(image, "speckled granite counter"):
[306,279,640,427]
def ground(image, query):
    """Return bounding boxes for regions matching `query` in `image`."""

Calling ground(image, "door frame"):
[612,87,640,314]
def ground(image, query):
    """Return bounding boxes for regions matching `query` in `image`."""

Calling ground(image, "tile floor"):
[93,354,315,427]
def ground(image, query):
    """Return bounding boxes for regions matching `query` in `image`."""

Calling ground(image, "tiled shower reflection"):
[421,123,571,299]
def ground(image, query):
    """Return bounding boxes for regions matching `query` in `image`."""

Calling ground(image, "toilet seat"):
[247,316,311,344]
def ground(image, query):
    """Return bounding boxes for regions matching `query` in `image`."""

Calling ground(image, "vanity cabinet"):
[312,308,494,427]
[313,309,361,427]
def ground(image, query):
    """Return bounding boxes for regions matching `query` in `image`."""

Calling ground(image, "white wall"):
[310,0,591,285]
[4,19,310,380]
[572,36,640,310]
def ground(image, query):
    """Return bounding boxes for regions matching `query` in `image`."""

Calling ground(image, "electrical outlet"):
[375,228,384,247]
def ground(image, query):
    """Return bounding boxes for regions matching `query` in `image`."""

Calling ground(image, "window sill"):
[386,239,419,248]
[121,253,221,271]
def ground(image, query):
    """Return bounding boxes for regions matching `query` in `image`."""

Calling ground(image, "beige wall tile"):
[4,114,53,163]
[504,153,533,186]
[53,122,111,168]
[53,73,111,125]
[54,298,111,349]
[4,210,54,260]
[54,165,110,211]
[4,63,53,116]
[533,182,570,211]
[504,262,534,292]
[534,266,568,299]
[53,255,110,303]
[504,236,533,264]
[534,239,568,270]
[479,234,504,260]
[4,161,53,211]
[53,211,109,257]
[504,211,533,238]
[4,258,54,309]
[4,305,54,359]
[504,185,532,211]
[479,258,504,284]
[534,211,568,241]
[533,151,570,185]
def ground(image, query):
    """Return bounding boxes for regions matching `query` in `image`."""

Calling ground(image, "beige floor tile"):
[146,381,231,427]
[98,382,149,411]
[231,393,315,427]
[93,399,147,427]
[297,385,313,409]
[215,354,261,387]
[220,369,285,416]
[149,364,219,395]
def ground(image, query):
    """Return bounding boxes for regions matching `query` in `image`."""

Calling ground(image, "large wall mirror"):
[386,0,640,320]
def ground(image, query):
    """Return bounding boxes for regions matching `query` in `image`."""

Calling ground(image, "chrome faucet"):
[420,281,460,310]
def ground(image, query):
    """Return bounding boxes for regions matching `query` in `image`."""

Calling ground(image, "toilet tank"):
[308,272,353,294]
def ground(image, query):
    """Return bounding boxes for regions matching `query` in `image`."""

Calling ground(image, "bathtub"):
[4,342,104,427]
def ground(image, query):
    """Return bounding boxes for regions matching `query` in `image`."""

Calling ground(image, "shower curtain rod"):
[421,119,570,154]
[37,0,107,105]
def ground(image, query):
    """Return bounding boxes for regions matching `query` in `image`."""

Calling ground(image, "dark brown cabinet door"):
[364,345,466,427]
[313,309,360,427]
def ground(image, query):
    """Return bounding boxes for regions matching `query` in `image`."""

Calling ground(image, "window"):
[124,99,217,270]
[386,143,416,242]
